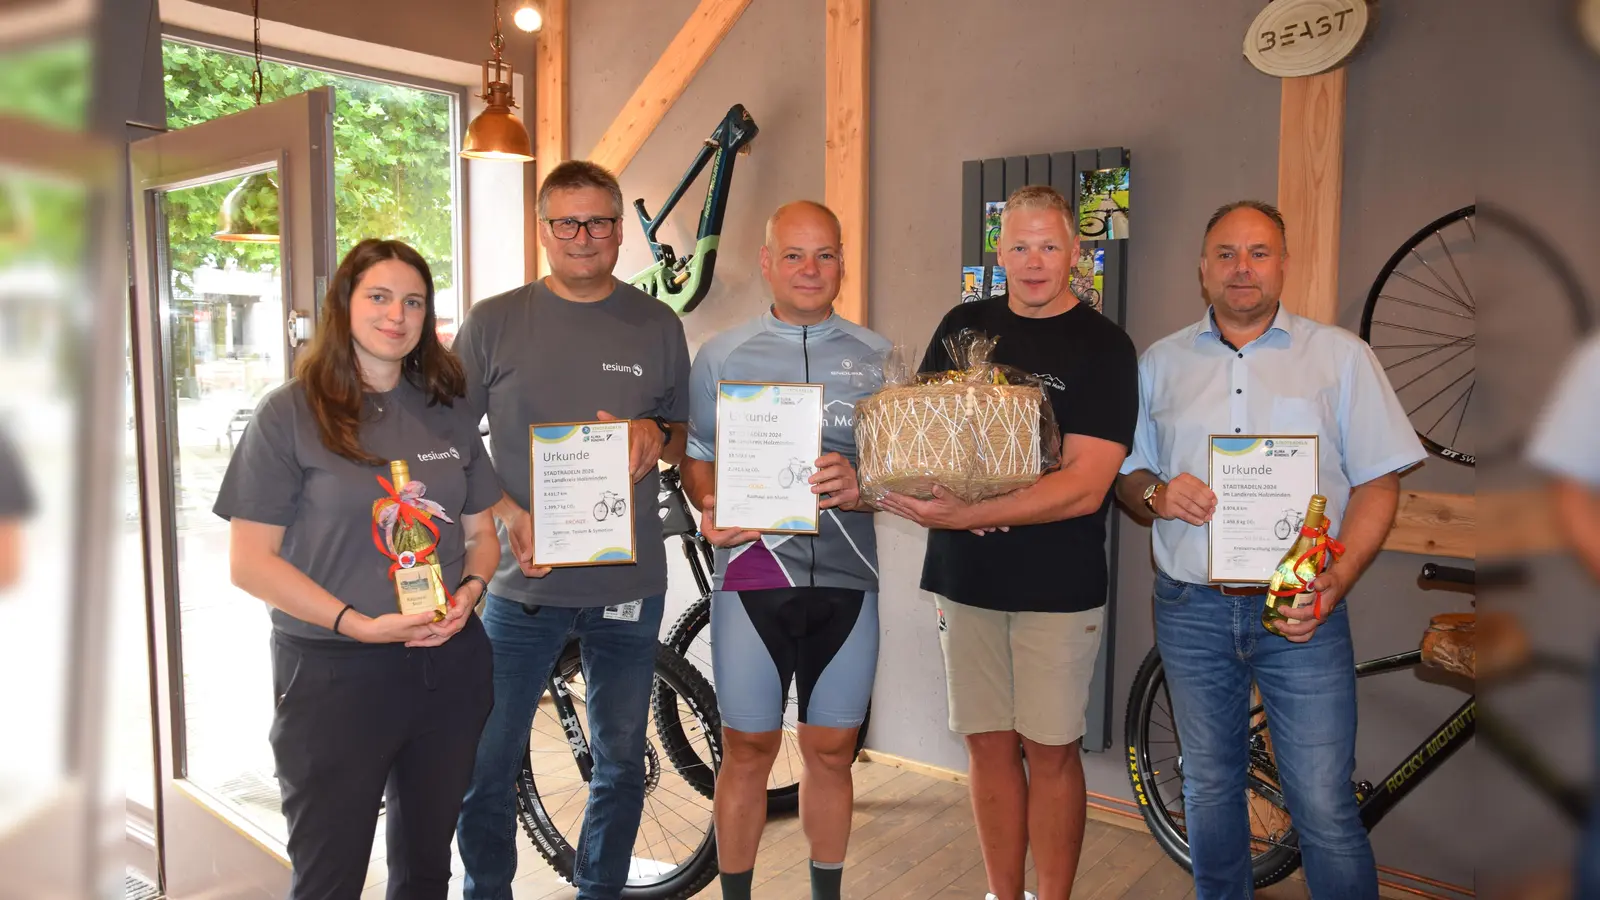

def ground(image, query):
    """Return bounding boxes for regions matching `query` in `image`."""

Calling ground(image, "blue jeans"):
[457,593,665,900]
[1152,571,1377,900]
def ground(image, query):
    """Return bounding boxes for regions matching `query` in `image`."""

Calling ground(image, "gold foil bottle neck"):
[389,459,411,486]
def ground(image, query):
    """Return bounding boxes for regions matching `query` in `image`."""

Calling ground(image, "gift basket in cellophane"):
[855,329,1061,505]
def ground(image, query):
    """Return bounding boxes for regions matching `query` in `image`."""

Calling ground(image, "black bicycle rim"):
[663,594,870,814]
[1359,205,1478,467]
[1125,647,1303,887]
[517,646,721,899]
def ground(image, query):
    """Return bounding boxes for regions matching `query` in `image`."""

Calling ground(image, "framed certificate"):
[1206,434,1319,584]
[714,381,825,534]
[530,421,636,568]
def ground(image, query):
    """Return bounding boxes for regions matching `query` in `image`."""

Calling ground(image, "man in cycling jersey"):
[681,200,890,900]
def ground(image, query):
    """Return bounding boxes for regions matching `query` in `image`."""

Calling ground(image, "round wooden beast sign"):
[1244,0,1375,78]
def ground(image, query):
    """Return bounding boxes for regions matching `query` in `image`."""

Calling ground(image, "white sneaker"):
[984,894,1037,900]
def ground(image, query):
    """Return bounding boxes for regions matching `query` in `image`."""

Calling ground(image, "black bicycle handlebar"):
[1420,563,1475,586]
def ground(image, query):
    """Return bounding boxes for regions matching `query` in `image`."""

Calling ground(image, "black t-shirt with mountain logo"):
[917,296,1138,613]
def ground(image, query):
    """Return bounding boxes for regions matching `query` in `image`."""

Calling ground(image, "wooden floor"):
[364,757,1315,899]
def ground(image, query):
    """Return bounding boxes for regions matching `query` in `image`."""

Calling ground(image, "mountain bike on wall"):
[626,104,759,316]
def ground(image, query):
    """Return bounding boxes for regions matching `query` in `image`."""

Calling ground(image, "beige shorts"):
[934,595,1105,746]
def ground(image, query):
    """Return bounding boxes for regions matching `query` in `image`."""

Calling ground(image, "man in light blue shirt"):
[1528,333,1600,577]
[1114,200,1425,899]
[1526,333,1600,895]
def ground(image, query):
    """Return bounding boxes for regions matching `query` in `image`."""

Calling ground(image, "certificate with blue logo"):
[530,420,635,567]
[715,382,825,534]
[1207,434,1319,583]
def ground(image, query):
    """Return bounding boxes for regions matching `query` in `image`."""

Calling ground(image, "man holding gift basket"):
[1113,200,1423,899]
[877,185,1139,900]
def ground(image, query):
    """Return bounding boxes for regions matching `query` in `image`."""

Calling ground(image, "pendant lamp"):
[461,0,534,161]
[214,0,281,243]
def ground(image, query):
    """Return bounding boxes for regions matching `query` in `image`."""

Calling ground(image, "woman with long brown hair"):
[215,238,500,898]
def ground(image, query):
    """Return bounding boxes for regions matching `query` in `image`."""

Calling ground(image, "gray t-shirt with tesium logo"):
[452,278,690,607]
[213,378,502,641]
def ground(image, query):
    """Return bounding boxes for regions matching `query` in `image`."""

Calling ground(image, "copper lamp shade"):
[461,60,533,162]
[213,171,281,243]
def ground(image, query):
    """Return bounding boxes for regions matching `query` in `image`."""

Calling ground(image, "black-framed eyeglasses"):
[543,216,619,240]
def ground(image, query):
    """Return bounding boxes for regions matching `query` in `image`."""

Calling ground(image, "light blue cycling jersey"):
[687,308,891,592]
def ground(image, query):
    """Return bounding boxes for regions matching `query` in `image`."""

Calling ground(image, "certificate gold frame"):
[1205,433,1320,584]
[713,381,825,535]
[529,419,637,568]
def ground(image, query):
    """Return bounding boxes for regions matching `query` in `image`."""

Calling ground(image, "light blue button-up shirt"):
[1528,333,1600,486]
[1120,304,1427,585]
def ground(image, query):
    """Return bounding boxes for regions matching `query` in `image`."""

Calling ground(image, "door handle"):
[286,311,311,348]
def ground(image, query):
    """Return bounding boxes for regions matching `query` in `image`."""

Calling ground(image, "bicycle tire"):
[516,643,721,900]
[1125,647,1302,888]
[1359,205,1477,466]
[1079,214,1108,238]
[662,594,870,815]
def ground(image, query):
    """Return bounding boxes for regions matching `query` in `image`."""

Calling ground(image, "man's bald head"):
[765,201,843,250]
[760,200,844,326]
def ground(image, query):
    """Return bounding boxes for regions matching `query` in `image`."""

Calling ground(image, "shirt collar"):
[1195,303,1295,351]
[764,305,841,338]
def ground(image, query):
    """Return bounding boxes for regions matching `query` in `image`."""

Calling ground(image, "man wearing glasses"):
[454,160,691,900]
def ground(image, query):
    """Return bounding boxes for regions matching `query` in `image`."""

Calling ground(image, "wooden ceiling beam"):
[1276,69,1346,325]
[825,0,869,325]
[530,0,569,280]
[587,0,753,176]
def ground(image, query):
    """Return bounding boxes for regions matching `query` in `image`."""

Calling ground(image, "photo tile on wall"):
[1078,167,1129,240]
[983,201,1005,252]
[961,266,985,303]
[989,265,1007,297]
[1071,247,1105,312]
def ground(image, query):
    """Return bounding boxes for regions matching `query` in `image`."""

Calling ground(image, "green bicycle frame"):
[627,104,758,316]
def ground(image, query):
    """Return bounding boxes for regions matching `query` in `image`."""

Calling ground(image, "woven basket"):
[856,381,1044,502]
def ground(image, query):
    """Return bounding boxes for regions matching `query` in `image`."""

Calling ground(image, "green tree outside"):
[160,39,457,295]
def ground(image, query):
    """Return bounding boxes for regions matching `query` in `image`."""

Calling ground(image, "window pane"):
[160,40,460,335]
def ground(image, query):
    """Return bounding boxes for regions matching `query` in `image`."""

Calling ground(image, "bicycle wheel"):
[779,468,794,489]
[1079,213,1108,238]
[663,594,870,815]
[593,501,608,522]
[1274,519,1290,542]
[1359,206,1478,466]
[1125,647,1302,888]
[516,643,721,899]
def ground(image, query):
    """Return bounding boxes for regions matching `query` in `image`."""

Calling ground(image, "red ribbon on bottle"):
[371,475,442,580]
[1267,522,1346,618]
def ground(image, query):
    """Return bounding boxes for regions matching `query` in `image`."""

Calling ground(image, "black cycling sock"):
[720,868,754,900]
[810,860,843,900]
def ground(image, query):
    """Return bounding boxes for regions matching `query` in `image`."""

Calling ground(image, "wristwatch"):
[650,415,673,441]
[1142,481,1166,514]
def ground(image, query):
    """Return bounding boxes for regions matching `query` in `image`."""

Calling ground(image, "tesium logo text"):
[603,362,644,377]
[417,448,461,462]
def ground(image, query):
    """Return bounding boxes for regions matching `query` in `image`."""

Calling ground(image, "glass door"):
[128,86,334,896]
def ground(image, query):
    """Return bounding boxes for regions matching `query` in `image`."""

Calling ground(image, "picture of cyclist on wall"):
[1070,246,1105,312]
[1079,166,1130,240]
